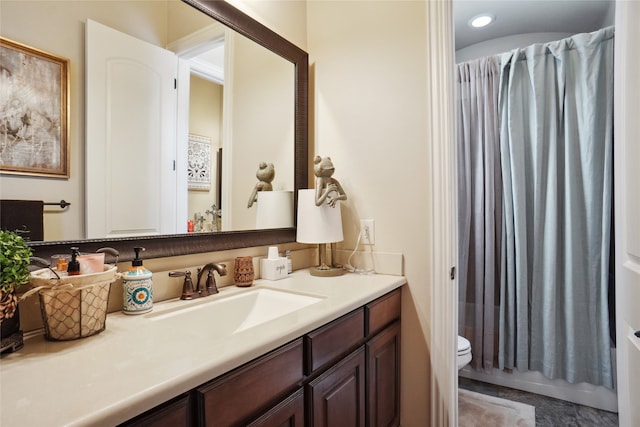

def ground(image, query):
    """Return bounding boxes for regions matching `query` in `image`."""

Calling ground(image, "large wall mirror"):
[2,0,308,261]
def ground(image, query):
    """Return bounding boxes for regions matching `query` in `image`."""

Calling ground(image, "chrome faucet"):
[196,262,227,296]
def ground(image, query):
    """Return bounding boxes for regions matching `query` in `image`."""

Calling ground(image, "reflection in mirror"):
[226,32,294,231]
[1,0,295,241]
[83,0,295,238]
[0,0,308,262]
[167,3,296,233]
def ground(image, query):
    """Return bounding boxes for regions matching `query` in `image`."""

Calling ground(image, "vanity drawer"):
[305,308,365,374]
[196,338,303,427]
[366,289,401,337]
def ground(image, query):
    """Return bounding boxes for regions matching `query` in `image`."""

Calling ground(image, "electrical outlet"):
[360,219,375,245]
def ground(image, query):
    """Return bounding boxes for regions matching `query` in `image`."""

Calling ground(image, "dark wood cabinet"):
[365,289,401,337]
[365,290,401,427]
[366,321,401,427]
[307,347,366,427]
[196,339,303,427]
[305,309,365,374]
[118,393,192,427]
[247,388,305,427]
[120,288,402,427]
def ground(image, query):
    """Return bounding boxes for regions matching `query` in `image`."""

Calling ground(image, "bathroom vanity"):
[0,270,405,426]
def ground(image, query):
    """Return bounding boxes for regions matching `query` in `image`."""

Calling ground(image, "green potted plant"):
[0,229,33,354]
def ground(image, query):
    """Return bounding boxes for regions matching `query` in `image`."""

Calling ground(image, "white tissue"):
[268,246,279,260]
[261,257,288,280]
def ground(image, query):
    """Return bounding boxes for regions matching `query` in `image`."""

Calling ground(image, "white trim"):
[427,0,458,425]
[189,58,224,84]
[167,22,226,84]
[460,364,618,413]
[220,28,235,231]
[166,22,225,58]
[614,1,640,426]
[169,24,229,230]
[175,58,191,233]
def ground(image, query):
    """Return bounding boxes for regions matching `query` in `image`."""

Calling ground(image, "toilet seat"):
[457,336,471,355]
[457,336,472,370]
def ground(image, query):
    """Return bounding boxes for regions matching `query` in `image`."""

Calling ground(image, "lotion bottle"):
[122,247,153,314]
[285,249,292,274]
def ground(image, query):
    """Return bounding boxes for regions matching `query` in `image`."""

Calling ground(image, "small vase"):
[233,256,254,287]
[0,290,24,355]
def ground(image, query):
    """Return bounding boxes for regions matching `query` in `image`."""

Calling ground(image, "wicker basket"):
[29,266,118,341]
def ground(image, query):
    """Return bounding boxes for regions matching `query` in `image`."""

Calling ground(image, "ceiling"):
[454,0,615,50]
[196,1,615,75]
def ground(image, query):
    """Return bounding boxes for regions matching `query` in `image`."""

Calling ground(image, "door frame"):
[168,22,232,230]
[427,0,458,425]
[613,1,640,425]
[434,0,634,424]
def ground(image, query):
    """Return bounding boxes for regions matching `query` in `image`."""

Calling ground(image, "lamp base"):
[310,243,344,277]
[310,266,344,277]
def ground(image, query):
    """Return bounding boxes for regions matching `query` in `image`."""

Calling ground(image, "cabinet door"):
[307,347,366,427]
[305,308,365,374]
[366,321,400,427]
[247,388,304,427]
[118,393,192,427]
[365,289,401,337]
[197,339,303,427]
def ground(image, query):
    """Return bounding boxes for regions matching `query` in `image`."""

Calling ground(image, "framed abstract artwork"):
[188,134,212,190]
[0,37,70,178]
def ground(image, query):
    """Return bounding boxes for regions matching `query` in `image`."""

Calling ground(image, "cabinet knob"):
[634,331,640,339]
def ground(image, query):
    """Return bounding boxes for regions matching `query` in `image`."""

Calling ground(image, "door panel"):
[86,19,178,238]
[307,347,365,427]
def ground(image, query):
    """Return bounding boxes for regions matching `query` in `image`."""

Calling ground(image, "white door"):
[614,2,640,426]
[86,19,179,238]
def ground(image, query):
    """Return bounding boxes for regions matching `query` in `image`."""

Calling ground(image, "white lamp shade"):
[296,189,344,244]
[256,191,294,229]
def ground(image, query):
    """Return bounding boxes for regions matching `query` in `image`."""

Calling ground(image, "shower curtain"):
[498,26,614,388]
[457,26,615,388]
[456,56,502,371]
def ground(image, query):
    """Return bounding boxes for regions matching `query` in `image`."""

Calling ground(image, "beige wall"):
[306,2,431,425]
[0,1,171,240]
[228,32,295,230]
[188,75,222,226]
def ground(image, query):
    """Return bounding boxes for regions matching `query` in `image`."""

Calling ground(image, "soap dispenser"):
[67,247,81,276]
[122,247,153,314]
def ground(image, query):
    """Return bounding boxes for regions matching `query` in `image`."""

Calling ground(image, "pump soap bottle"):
[67,247,81,276]
[122,247,153,314]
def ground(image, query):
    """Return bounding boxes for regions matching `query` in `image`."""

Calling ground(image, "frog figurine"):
[247,162,275,208]
[313,155,347,207]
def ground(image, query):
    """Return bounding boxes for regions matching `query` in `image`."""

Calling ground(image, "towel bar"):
[44,200,71,208]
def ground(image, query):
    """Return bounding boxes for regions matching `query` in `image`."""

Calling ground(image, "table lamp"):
[256,191,294,229]
[296,189,344,276]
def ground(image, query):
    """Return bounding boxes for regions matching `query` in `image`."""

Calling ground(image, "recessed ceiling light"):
[469,14,494,28]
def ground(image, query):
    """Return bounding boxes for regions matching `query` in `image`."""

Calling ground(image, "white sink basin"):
[145,288,324,335]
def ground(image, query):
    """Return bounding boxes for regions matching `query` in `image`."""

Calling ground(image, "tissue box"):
[261,257,288,281]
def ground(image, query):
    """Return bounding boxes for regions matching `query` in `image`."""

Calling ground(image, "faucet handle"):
[205,270,219,295]
[168,270,197,300]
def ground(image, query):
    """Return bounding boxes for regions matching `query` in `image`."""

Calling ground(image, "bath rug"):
[458,389,535,427]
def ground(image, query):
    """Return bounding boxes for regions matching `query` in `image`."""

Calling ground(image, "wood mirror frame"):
[28,0,308,263]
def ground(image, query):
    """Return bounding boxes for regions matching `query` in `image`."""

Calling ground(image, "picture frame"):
[188,133,212,190]
[0,37,70,178]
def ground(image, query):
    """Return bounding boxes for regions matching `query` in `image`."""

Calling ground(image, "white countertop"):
[0,270,405,427]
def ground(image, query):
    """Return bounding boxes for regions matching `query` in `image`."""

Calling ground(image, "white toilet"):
[457,336,472,370]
